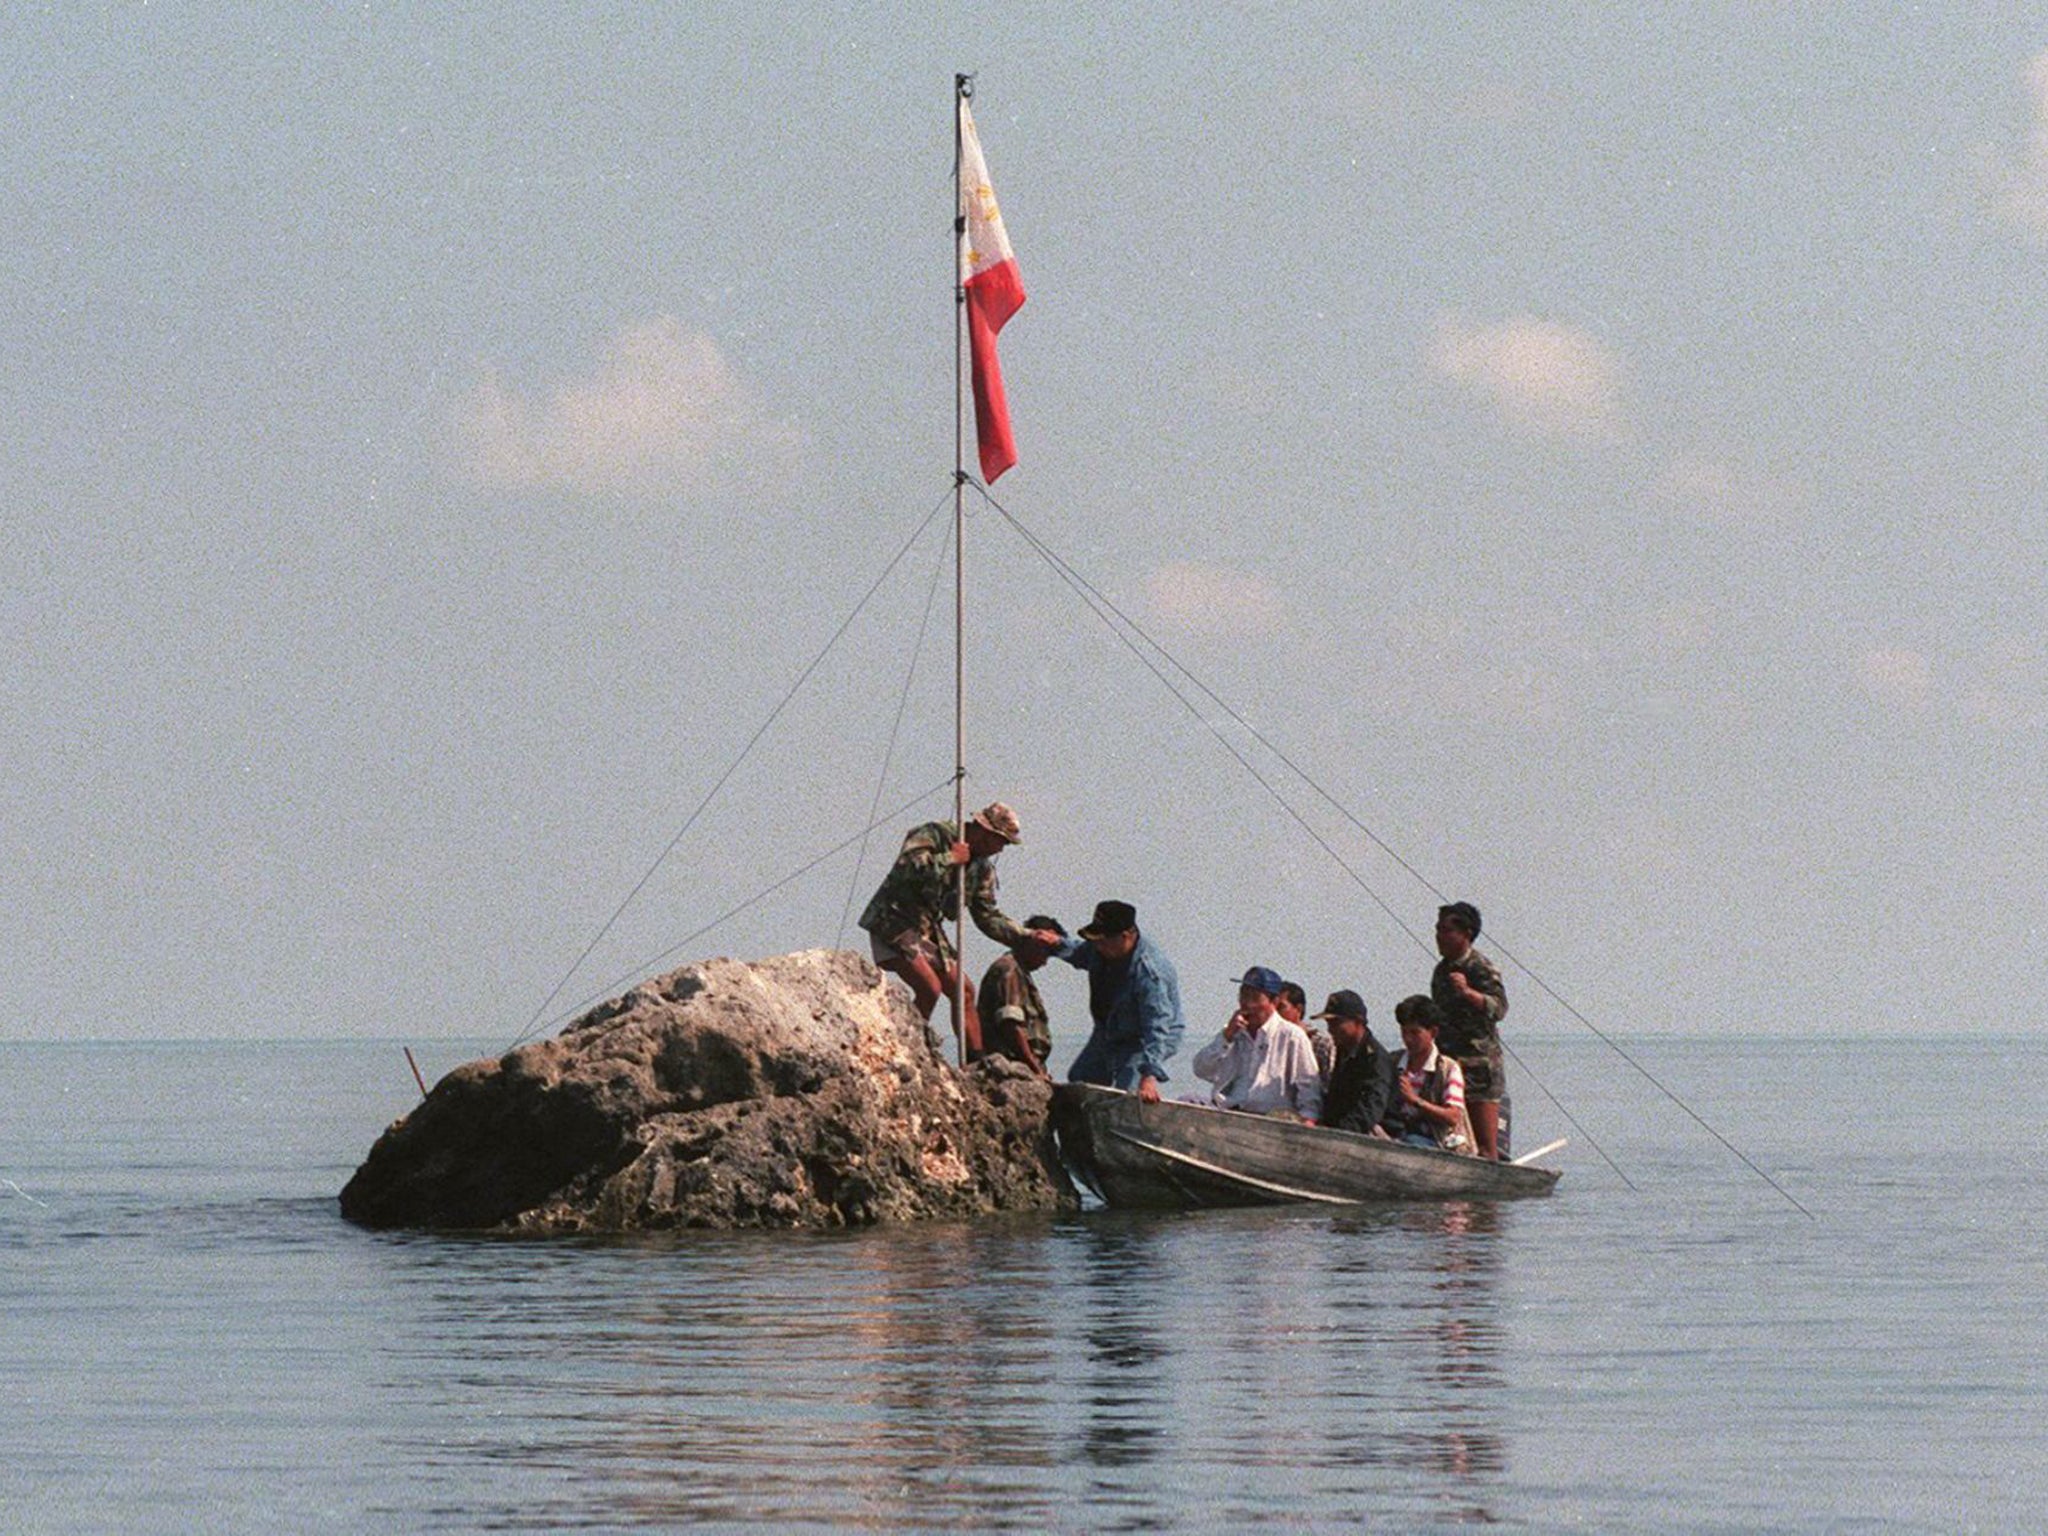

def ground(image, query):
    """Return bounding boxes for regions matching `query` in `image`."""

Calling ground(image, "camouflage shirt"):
[857,819,1028,962]
[1303,1025,1335,1080]
[1431,946,1508,1059]
[976,950,1051,1066]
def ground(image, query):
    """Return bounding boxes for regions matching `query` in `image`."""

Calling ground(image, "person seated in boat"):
[1190,966,1323,1122]
[1381,995,1476,1154]
[1053,900,1185,1105]
[973,914,1064,1078]
[858,802,1063,1050]
[1313,990,1396,1136]
[1278,980,1334,1081]
[1432,899,1508,1160]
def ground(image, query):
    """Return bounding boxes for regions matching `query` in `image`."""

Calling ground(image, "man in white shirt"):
[1191,966,1323,1122]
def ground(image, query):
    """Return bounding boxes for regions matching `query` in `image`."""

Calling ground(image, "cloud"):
[452,316,801,497]
[1620,599,1718,663]
[1307,606,1574,729]
[1650,455,1813,531]
[1992,49,2048,237]
[1144,561,1282,635]
[1961,635,2048,729]
[1427,314,1623,438]
[1858,648,1932,712]
[1856,638,2048,727]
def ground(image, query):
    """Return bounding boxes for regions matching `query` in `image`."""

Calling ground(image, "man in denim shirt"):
[1054,900,1185,1103]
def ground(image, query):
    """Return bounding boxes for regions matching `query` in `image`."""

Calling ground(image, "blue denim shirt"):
[1055,930,1185,1085]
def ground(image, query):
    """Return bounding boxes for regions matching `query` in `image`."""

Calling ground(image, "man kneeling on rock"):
[974,914,1065,1078]
[857,801,1062,1052]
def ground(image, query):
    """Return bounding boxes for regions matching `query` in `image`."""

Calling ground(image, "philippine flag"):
[959,98,1024,483]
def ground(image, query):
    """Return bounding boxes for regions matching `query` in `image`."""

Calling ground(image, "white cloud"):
[1307,607,1573,729]
[1650,455,1812,531]
[1855,638,2048,727]
[1427,314,1623,438]
[1144,561,1282,635]
[1993,49,2048,237]
[1858,648,1932,712]
[451,316,801,497]
[1619,599,1718,663]
[1961,635,2048,729]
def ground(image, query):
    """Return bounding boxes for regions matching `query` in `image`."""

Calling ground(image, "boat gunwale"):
[1053,1081,1562,1208]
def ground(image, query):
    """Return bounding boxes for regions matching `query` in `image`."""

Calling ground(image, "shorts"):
[1456,1038,1506,1103]
[869,929,946,970]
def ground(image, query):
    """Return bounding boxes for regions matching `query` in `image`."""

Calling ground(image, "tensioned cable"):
[506,491,955,1052]
[981,492,1634,1189]
[974,499,1794,1212]
[966,493,1622,1187]
[836,514,955,949]
[527,777,956,1043]
[976,482,1813,1216]
[980,497,1421,941]
[1486,962,1812,1216]
[978,490,1627,1189]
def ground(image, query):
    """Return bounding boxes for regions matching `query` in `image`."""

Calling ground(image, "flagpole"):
[952,73,970,1069]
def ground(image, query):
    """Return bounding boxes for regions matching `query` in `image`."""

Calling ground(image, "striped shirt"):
[1399,1044,1465,1113]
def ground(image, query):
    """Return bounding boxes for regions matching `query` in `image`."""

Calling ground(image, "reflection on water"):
[1075,1216,1167,1481]
[370,1202,1519,1530]
[1400,1202,1508,1524]
[10,1039,2045,1530]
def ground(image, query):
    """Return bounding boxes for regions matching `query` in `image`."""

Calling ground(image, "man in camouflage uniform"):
[858,801,1060,1050]
[1430,899,1509,1160]
[974,914,1065,1077]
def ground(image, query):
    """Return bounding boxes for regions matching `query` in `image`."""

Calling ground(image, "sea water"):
[2,1035,2043,1532]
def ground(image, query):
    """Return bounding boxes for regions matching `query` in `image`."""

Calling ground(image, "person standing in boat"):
[858,802,1061,1050]
[1381,995,1475,1154]
[1053,900,1185,1104]
[1313,990,1397,1136]
[1431,900,1508,1160]
[1190,966,1323,1122]
[973,914,1065,1078]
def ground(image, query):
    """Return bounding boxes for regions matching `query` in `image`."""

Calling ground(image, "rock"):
[338,949,1076,1232]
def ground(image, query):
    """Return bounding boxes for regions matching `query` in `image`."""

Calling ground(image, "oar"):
[1509,1138,1568,1166]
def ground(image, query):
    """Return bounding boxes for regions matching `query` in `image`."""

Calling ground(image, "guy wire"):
[529,777,955,1043]
[837,513,956,949]
[975,482,1742,1199]
[978,495,1806,1213]
[506,491,955,1051]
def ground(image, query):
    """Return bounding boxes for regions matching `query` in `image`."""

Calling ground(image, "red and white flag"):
[959,99,1024,483]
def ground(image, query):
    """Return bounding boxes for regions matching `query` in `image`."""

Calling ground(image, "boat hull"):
[1053,1083,1561,1209]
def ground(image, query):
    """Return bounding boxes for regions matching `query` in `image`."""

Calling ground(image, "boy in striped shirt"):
[1383,995,1475,1154]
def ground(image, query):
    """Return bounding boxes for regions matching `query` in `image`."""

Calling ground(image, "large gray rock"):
[338,948,1076,1232]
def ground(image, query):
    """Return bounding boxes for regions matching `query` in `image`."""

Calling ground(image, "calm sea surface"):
[2,1035,2043,1533]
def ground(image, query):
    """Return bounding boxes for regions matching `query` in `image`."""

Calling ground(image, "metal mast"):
[952,73,971,1068]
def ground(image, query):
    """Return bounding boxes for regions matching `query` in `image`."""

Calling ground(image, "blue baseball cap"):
[1232,966,1285,997]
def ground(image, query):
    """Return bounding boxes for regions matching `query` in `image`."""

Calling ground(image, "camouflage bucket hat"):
[972,801,1022,844]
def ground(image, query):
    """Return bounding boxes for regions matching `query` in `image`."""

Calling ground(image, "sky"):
[6,5,2048,1052]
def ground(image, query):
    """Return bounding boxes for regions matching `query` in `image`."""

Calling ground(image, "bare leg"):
[953,970,981,1056]
[1469,1101,1500,1161]
[879,956,980,1055]
[879,955,944,1019]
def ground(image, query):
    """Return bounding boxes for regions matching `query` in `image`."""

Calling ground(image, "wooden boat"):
[1053,1082,1562,1209]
